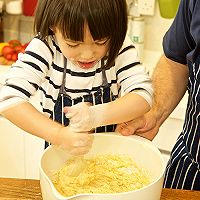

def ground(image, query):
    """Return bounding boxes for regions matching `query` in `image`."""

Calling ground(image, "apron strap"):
[101,58,109,87]
[59,57,68,94]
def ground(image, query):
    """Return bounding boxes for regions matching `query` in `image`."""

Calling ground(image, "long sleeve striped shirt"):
[0,35,153,118]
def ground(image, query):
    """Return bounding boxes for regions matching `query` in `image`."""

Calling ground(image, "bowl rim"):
[39,133,165,199]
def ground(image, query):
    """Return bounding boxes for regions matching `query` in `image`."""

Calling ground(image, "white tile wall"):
[144,2,174,52]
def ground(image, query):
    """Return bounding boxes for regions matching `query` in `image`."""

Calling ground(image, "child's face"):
[54,24,110,69]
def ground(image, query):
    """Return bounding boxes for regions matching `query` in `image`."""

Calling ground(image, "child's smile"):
[77,61,97,69]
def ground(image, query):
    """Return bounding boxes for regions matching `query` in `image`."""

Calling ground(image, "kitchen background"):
[0,0,187,179]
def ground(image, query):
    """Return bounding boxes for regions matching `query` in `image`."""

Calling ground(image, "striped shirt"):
[0,35,152,117]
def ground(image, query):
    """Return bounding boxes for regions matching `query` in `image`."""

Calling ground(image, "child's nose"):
[80,47,94,60]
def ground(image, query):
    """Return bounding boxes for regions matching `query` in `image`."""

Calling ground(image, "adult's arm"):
[151,54,189,126]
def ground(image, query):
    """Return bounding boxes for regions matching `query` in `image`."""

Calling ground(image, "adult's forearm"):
[1,102,62,142]
[152,55,189,125]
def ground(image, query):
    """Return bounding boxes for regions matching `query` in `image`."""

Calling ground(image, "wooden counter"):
[0,178,199,200]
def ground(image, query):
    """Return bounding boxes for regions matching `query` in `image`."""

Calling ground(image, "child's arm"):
[2,102,93,155]
[64,92,150,132]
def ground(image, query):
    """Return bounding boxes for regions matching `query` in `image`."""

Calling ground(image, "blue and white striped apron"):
[45,58,117,148]
[164,55,200,190]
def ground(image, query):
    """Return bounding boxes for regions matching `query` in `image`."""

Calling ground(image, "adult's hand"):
[115,111,160,141]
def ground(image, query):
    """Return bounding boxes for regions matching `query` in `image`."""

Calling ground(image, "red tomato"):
[5,53,13,60]
[11,53,18,61]
[8,40,22,48]
[2,46,15,57]
[15,45,25,53]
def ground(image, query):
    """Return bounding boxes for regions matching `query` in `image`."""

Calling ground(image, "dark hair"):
[34,0,128,69]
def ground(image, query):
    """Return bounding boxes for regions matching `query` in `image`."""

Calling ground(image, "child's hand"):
[64,102,96,132]
[51,126,93,155]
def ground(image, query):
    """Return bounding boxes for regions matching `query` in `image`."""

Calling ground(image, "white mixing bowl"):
[39,133,165,200]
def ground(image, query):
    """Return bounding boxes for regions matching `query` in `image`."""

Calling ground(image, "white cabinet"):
[0,116,25,178]
[0,114,44,179]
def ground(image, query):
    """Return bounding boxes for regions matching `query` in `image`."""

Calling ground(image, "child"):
[0,0,152,155]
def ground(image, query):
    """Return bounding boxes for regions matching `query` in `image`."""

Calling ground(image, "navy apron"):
[45,58,117,148]
[163,55,200,190]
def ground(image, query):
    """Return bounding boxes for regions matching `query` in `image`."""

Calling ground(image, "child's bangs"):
[57,12,85,42]
[87,10,112,41]
[57,0,113,42]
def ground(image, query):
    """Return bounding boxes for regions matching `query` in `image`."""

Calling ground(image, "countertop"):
[0,178,199,200]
